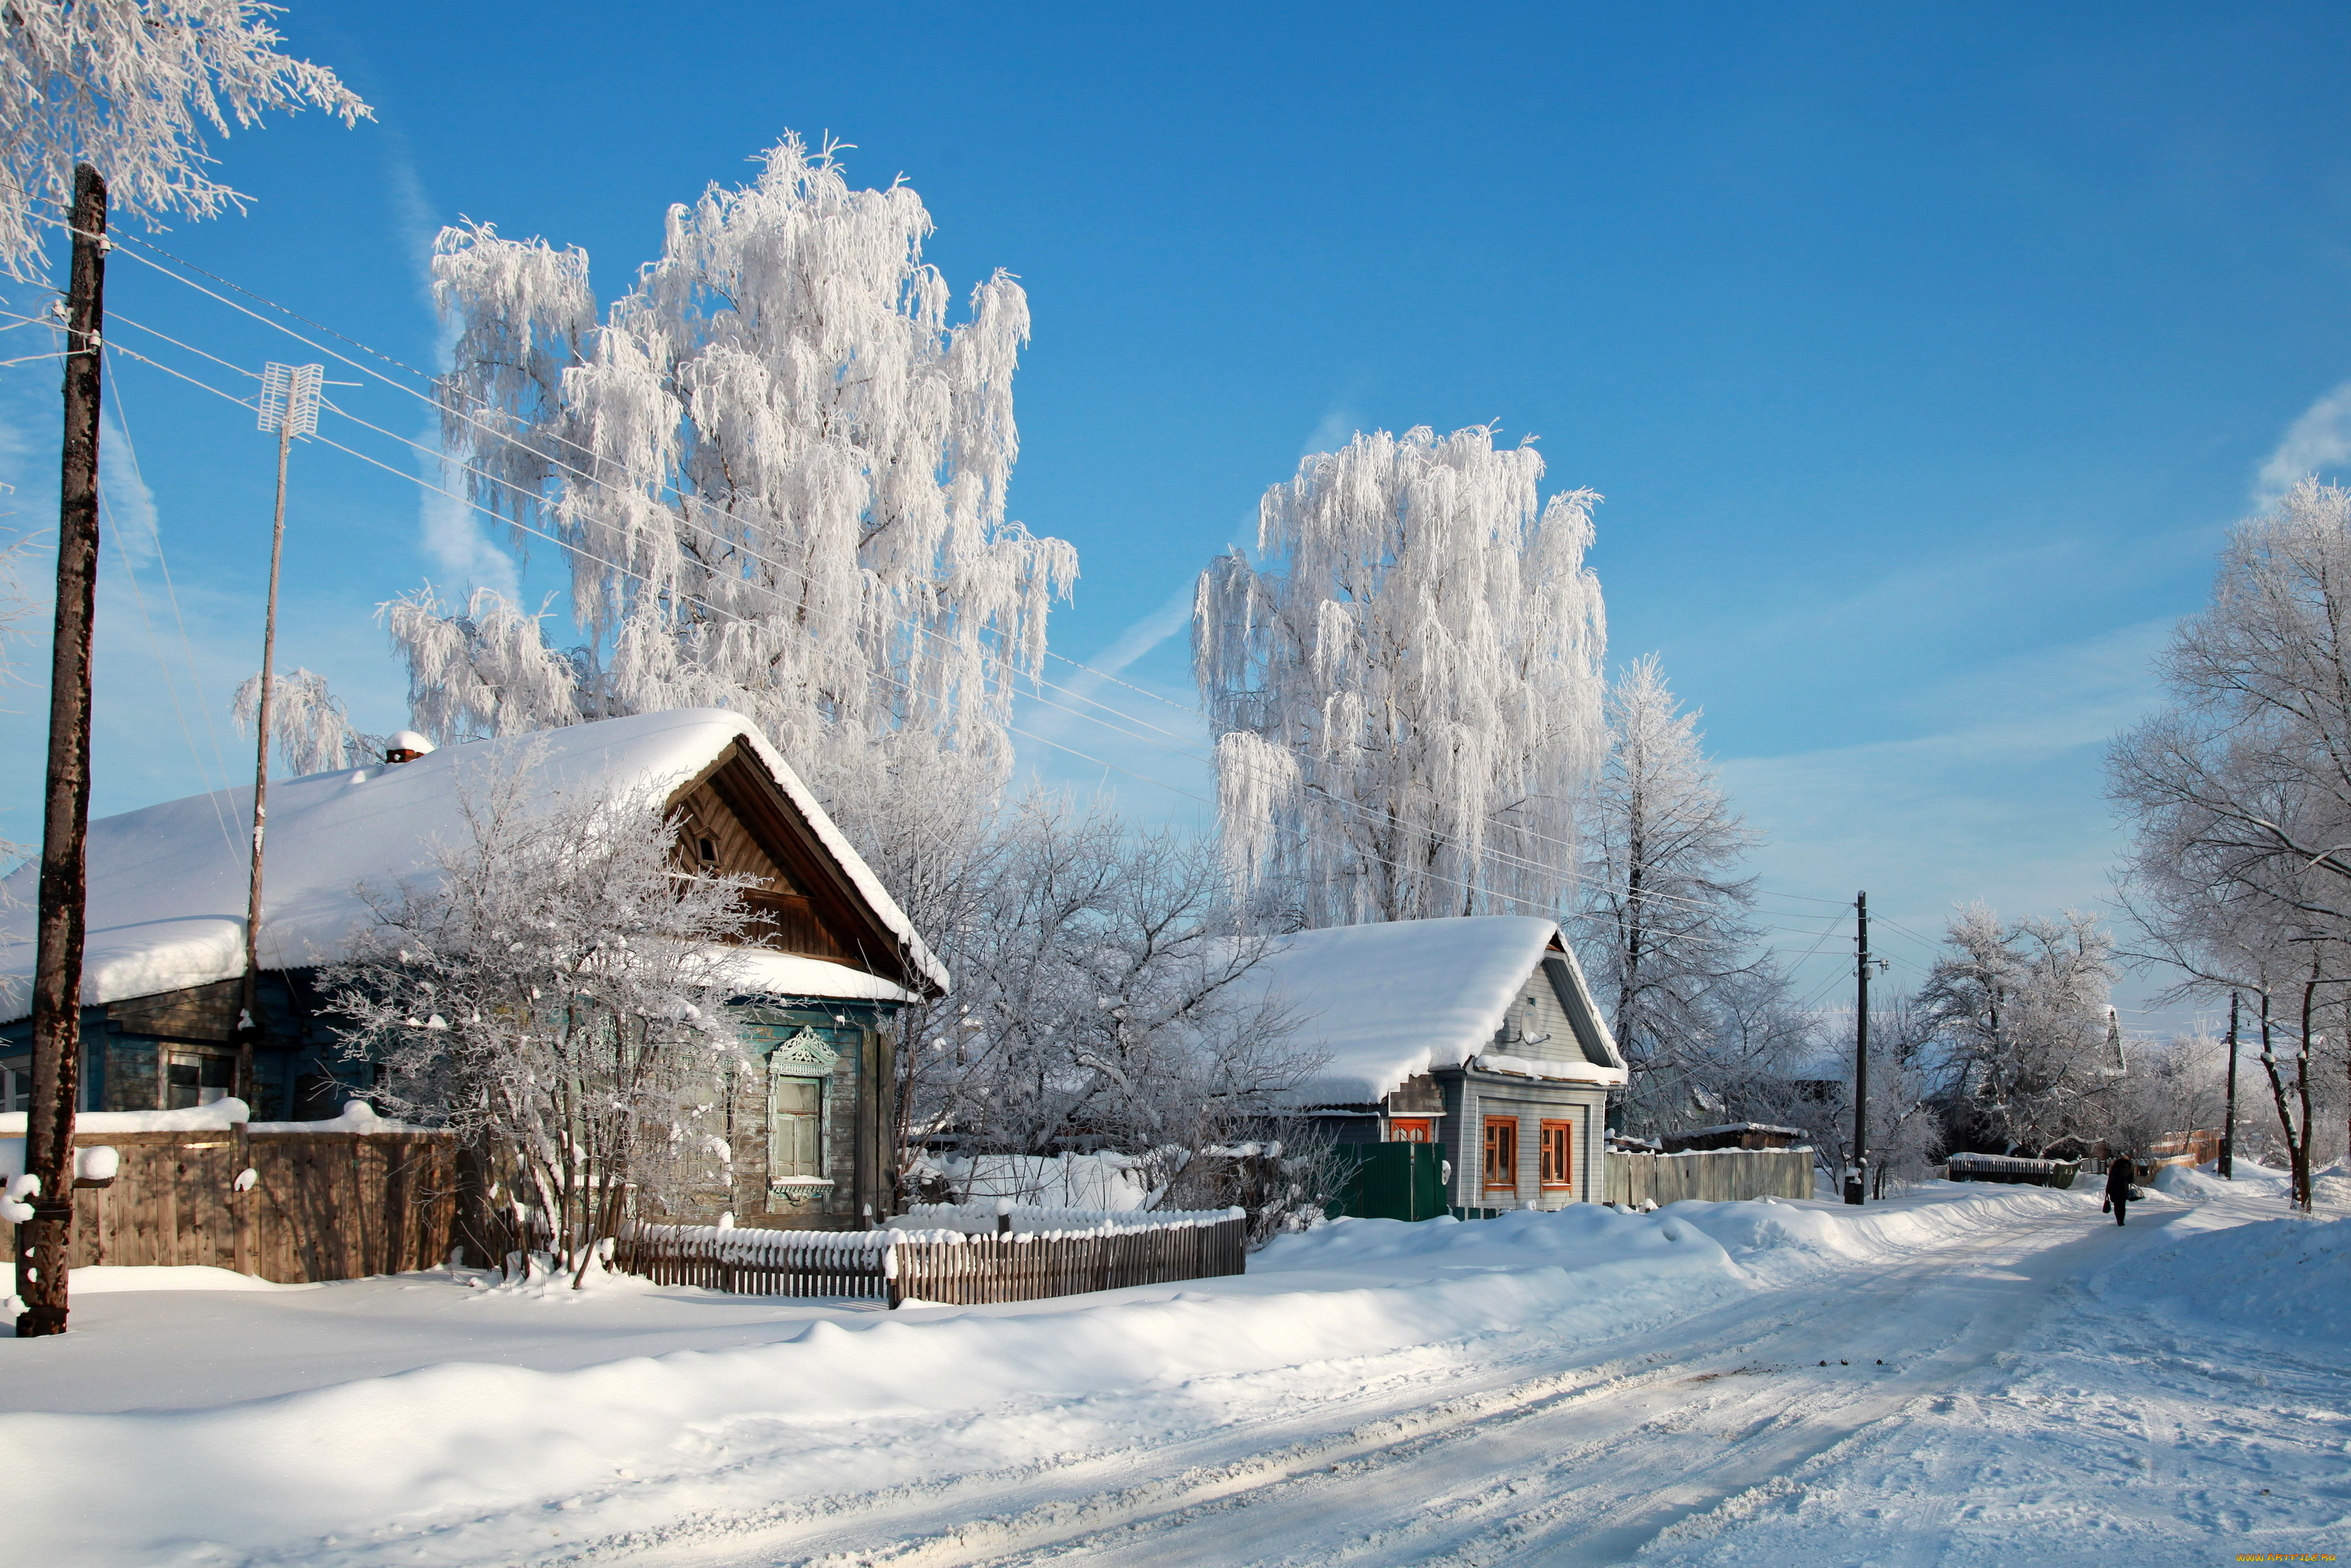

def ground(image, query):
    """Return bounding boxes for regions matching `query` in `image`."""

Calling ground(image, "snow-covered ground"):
[2,1169,2340,1566]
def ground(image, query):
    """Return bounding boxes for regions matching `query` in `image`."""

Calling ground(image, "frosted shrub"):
[324,748,757,1286]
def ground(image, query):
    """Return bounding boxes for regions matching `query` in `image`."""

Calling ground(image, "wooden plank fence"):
[608,1214,1250,1308]
[1605,1147,1814,1207]
[0,1128,456,1283]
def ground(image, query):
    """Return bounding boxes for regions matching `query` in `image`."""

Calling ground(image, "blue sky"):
[5,1,2351,1016]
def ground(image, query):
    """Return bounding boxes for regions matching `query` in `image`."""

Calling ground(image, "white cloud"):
[1300,406,1357,459]
[1719,619,2170,993]
[2252,379,2351,511]
[97,407,161,569]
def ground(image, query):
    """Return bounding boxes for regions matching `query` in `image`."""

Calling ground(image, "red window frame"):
[1540,1120,1573,1191]
[1390,1117,1434,1143]
[1483,1117,1519,1193]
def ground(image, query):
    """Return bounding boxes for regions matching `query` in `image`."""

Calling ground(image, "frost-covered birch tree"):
[1578,654,1763,1107]
[390,135,1074,871]
[232,666,381,774]
[1196,425,1606,926]
[1920,905,2121,1158]
[0,1,369,278]
[324,753,757,1286]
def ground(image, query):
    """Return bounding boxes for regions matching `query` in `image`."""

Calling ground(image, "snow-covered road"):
[5,1174,2342,1566]
[655,1185,2332,1568]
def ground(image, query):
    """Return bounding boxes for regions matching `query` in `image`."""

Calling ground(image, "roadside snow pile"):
[2103,1214,2351,1360]
[3,1264,309,1310]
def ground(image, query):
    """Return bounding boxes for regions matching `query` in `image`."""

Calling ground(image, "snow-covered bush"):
[323,747,757,1286]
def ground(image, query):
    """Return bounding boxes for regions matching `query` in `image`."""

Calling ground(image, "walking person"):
[2104,1153,2137,1226]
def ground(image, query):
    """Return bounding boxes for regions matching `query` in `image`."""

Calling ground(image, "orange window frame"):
[1483,1117,1519,1192]
[1390,1117,1434,1143]
[1540,1120,1573,1190]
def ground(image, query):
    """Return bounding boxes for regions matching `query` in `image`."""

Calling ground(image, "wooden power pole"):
[1846,890,1870,1206]
[236,361,322,1097]
[16,165,107,1338]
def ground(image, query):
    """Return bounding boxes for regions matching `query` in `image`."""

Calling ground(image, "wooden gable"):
[665,742,931,996]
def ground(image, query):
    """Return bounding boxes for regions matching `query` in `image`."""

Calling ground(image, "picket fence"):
[1604,1146,1815,1207]
[611,1208,1249,1308]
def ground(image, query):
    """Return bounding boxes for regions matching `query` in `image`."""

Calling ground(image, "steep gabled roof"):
[1245,916,1626,1105]
[0,709,947,1019]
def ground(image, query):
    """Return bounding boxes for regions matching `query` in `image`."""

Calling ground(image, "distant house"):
[0,709,947,1231]
[1253,917,1628,1211]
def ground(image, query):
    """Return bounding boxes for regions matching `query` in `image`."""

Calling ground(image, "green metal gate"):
[1329,1143,1448,1221]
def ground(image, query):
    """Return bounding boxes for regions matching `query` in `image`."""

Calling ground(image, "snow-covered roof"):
[1247,916,1626,1105]
[0,709,947,1020]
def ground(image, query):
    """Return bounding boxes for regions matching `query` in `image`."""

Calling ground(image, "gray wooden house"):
[0,709,947,1231]
[1251,917,1627,1212]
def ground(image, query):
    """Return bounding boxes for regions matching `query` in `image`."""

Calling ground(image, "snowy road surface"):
[3,1173,2343,1566]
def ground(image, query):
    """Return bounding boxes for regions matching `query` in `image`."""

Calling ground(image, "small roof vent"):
[385,730,437,764]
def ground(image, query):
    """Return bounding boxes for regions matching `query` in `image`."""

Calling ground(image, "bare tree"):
[324,751,756,1285]
[2108,479,2351,1208]
[895,794,1318,1208]
[1577,654,1766,1118]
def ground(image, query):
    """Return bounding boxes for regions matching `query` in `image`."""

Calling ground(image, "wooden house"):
[0,709,947,1231]
[1250,917,1627,1213]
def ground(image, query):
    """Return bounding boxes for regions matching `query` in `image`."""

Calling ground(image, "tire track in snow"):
[829,1206,2170,1568]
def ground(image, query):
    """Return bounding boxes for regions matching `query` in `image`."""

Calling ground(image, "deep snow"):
[0,1169,2336,1566]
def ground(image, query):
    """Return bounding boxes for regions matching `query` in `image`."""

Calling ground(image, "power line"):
[98,251,1883,934]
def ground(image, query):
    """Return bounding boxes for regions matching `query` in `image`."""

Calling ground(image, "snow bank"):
[0,1204,1759,1563]
[2100,1213,2351,1361]
[246,1100,432,1134]
[3,1263,311,1297]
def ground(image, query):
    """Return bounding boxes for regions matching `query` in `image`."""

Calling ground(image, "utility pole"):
[17,165,107,1338]
[1846,890,1870,1206]
[2221,991,2239,1179]
[237,362,323,1102]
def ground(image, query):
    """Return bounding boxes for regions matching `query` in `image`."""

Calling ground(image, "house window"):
[1483,1117,1518,1193]
[768,1074,826,1182]
[1390,1117,1434,1143]
[165,1048,235,1110]
[1541,1120,1573,1191]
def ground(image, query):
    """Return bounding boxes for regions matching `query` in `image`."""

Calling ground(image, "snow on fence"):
[612,1208,1250,1307]
[1604,1147,1814,1207]
[0,1122,455,1282]
[889,1202,1242,1236]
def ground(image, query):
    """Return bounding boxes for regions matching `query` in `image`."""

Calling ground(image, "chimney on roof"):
[384,729,436,765]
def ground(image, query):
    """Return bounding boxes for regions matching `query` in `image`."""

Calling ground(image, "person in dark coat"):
[2105,1155,2137,1225]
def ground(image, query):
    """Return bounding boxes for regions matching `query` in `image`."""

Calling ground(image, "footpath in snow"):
[0,1169,2340,1566]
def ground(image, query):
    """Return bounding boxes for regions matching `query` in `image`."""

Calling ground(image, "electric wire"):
[103,240,1870,927]
[97,252,1895,958]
